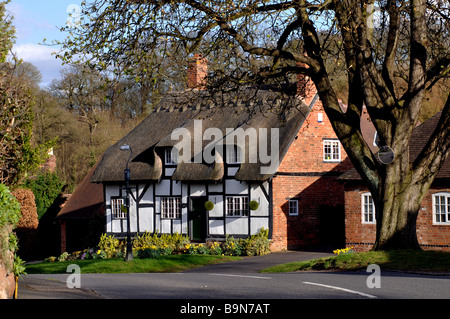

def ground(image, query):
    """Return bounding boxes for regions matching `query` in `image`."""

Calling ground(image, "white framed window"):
[165,148,178,165]
[323,139,341,162]
[362,193,376,224]
[289,199,299,216]
[161,197,181,219]
[226,145,242,164]
[226,196,249,216]
[433,192,450,225]
[111,197,126,220]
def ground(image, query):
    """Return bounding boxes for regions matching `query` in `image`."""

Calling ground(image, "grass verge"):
[25,255,241,274]
[260,250,450,274]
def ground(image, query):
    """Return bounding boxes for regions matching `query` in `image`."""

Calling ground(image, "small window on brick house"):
[323,139,341,162]
[362,193,376,224]
[433,192,450,225]
[289,199,299,216]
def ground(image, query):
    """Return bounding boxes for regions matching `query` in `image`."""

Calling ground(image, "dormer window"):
[226,145,241,164]
[165,148,178,165]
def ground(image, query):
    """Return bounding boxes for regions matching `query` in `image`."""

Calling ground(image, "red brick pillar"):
[60,220,67,254]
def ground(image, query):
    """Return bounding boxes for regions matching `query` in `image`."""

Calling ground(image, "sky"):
[6,0,84,87]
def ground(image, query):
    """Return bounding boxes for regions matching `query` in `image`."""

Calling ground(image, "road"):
[19,269,450,300]
[17,249,450,310]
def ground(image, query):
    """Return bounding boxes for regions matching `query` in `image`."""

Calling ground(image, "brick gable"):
[271,98,353,251]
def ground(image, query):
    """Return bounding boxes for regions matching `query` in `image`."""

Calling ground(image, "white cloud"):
[12,43,58,62]
[11,43,65,87]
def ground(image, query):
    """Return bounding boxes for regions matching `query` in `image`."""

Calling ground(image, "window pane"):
[112,198,125,219]
[226,196,248,216]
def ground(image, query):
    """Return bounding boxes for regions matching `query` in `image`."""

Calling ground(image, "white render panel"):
[138,207,154,233]
[105,185,120,205]
[225,179,248,195]
[209,219,225,235]
[181,207,188,234]
[208,183,223,193]
[155,199,161,232]
[172,180,182,196]
[208,195,223,217]
[190,184,206,196]
[227,167,239,176]
[172,219,182,234]
[226,217,248,235]
[155,179,171,196]
[161,219,171,234]
[249,184,269,216]
[139,184,153,204]
[165,167,176,176]
[181,183,188,202]
[250,218,269,235]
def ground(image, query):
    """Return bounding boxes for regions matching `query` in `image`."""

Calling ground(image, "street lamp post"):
[120,144,133,261]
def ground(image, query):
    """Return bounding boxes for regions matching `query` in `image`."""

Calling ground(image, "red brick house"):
[341,111,450,252]
[270,94,355,250]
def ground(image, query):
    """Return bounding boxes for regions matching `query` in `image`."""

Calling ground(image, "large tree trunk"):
[374,178,424,250]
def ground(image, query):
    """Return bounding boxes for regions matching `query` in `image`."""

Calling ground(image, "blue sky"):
[6,0,84,87]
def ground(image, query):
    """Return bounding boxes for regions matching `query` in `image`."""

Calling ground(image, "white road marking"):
[302,281,378,299]
[209,273,272,280]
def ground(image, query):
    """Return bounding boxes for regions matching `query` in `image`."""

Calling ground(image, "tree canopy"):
[56,0,450,250]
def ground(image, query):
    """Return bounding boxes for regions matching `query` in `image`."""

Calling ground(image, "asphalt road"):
[17,250,450,302]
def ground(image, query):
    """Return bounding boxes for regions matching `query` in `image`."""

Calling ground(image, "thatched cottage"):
[89,55,355,250]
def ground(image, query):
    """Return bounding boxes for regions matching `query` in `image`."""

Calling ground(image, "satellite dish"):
[377,146,395,165]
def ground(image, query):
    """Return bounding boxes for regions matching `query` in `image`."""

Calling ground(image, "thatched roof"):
[91,88,311,183]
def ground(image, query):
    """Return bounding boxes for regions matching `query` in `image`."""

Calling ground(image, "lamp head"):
[120,145,131,151]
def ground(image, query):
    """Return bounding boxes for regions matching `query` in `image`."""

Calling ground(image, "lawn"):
[260,250,450,274]
[25,255,241,274]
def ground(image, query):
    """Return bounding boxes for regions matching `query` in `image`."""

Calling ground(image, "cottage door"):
[189,197,207,242]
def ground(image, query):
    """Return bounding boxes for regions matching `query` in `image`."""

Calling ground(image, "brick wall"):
[271,98,353,251]
[188,54,208,89]
[344,184,450,252]
[344,184,376,252]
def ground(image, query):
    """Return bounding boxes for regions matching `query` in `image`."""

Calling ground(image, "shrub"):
[133,232,190,252]
[57,252,69,262]
[209,242,223,255]
[222,236,242,256]
[0,184,21,271]
[243,228,270,256]
[0,184,21,229]
[136,245,173,259]
[12,188,39,260]
[98,233,120,258]
[23,172,64,219]
[12,188,38,229]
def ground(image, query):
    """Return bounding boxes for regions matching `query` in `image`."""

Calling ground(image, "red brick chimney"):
[297,60,317,106]
[188,54,208,89]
